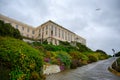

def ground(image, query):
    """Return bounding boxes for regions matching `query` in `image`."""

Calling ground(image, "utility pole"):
[112,49,115,57]
[112,49,118,67]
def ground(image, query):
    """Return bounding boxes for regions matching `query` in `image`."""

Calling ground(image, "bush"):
[69,51,89,68]
[69,51,80,59]
[69,51,81,68]
[30,40,109,70]
[70,59,79,69]
[88,54,99,63]
[115,51,120,57]
[112,58,120,72]
[56,51,71,69]
[78,53,89,65]
[42,44,59,51]
[95,49,107,54]
[76,42,92,52]
[0,20,22,40]
[0,37,43,80]
[95,50,109,60]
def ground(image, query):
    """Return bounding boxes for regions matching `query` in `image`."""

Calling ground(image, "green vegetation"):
[0,37,44,80]
[56,51,71,69]
[95,49,109,60]
[112,57,120,72]
[0,20,22,40]
[0,20,110,80]
[31,41,109,69]
[112,51,120,72]
[115,51,120,57]
[31,41,92,53]
[69,51,89,68]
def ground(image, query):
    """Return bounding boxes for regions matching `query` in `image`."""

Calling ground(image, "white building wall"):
[0,14,86,45]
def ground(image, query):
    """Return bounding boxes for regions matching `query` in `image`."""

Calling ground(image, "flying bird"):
[96,8,101,11]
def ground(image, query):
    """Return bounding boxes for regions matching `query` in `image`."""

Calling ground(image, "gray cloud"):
[0,0,120,55]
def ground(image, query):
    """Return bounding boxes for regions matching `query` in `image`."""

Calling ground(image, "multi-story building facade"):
[0,14,86,45]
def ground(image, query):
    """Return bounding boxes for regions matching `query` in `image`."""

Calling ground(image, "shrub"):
[50,57,59,65]
[78,53,89,65]
[0,60,10,80]
[34,46,45,53]
[59,41,70,46]
[30,71,41,80]
[95,50,109,60]
[0,37,43,80]
[42,44,58,51]
[78,53,89,61]
[69,51,80,59]
[97,52,108,60]
[30,39,108,70]
[115,51,120,57]
[0,20,22,40]
[70,59,79,69]
[95,49,107,55]
[112,58,120,72]
[56,51,71,69]
[69,51,89,68]
[117,58,120,66]
[88,54,99,63]
[44,51,51,58]
[76,42,93,52]
[69,51,81,68]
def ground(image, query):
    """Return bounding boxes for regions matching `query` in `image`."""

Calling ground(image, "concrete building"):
[0,14,86,45]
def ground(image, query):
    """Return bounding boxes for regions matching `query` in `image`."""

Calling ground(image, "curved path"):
[46,58,120,80]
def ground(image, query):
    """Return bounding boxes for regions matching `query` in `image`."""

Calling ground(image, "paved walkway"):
[46,58,120,80]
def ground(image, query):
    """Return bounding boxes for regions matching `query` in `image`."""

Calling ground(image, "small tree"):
[0,20,22,40]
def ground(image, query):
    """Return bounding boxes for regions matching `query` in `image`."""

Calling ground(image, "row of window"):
[16,24,80,42]
[1,19,84,44]
[16,24,77,41]
[16,25,35,34]
[38,25,75,41]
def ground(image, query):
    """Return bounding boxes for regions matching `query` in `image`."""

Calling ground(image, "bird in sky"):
[96,8,101,11]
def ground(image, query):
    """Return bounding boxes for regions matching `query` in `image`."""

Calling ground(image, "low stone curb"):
[108,67,120,76]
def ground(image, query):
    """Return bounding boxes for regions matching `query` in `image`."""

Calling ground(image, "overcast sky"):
[0,0,120,55]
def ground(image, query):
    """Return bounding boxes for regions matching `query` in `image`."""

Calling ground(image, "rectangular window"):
[51,26,53,31]
[39,29,41,32]
[16,25,18,29]
[68,33,70,41]
[65,32,67,40]
[69,34,71,41]
[42,27,44,36]
[42,27,44,32]
[46,25,48,30]
[39,29,41,37]
[22,27,24,30]
[46,31,48,35]
[32,30,35,34]
[55,27,57,36]
[39,33,41,37]
[51,26,54,36]
[27,28,29,32]
[71,35,72,41]
[59,29,60,38]
[46,26,48,35]
[62,30,64,39]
